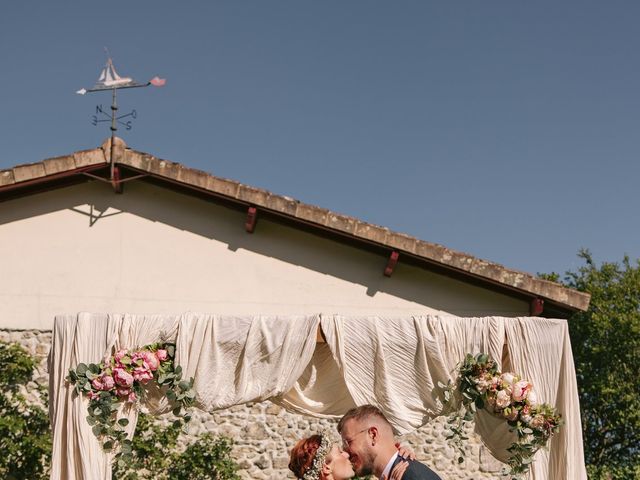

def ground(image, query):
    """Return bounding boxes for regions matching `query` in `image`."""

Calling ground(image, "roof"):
[0,137,590,315]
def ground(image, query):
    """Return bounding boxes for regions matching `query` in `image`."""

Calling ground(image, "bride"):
[289,431,410,480]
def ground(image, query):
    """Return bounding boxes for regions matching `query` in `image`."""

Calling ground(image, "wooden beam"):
[384,251,399,277]
[530,297,544,316]
[245,206,258,233]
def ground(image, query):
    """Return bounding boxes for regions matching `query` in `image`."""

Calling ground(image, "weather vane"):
[76,51,165,193]
[76,50,165,135]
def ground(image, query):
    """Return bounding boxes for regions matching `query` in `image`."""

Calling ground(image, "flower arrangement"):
[441,353,562,479]
[66,343,195,468]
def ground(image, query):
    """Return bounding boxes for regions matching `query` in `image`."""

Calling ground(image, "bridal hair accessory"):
[303,430,333,480]
[66,343,195,468]
[441,353,562,479]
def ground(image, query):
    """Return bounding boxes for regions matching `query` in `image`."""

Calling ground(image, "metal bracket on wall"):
[81,170,148,194]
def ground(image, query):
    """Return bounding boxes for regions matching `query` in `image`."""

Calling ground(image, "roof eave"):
[0,139,591,314]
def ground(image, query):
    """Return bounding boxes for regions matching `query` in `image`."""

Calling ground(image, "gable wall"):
[0,181,528,330]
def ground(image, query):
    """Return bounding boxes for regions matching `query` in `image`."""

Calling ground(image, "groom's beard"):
[351,451,375,477]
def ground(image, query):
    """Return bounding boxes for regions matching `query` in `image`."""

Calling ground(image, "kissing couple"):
[289,405,442,480]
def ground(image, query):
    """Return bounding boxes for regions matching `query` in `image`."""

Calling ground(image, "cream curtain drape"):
[49,313,586,480]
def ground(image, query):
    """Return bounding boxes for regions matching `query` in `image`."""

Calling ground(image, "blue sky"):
[1,1,638,276]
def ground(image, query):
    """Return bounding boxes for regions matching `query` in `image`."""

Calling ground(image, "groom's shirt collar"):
[380,451,399,480]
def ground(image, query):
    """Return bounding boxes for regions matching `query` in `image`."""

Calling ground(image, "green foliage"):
[587,463,640,480]
[0,341,51,480]
[113,413,240,480]
[168,432,240,480]
[552,249,640,477]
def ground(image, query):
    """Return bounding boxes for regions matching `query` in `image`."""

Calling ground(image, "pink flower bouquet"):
[67,343,195,466]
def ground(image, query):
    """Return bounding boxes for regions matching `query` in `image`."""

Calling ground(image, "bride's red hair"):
[289,434,322,479]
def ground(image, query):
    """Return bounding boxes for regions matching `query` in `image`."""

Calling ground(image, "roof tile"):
[13,163,46,183]
[296,204,329,224]
[43,155,76,176]
[386,232,418,254]
[266,194,298,216]
[73,149,106,168]
[237,184,269,205]
[176,166,210,190]
[207,176,239,197]
[0,170,15,187]
[123,150,152,171]
[326,212,357,234]
[354,222,389,244]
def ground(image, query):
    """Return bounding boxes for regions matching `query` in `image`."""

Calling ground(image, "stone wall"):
[1,329,505,480]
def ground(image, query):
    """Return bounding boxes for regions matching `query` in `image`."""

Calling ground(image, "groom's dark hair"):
[337,404,391,433]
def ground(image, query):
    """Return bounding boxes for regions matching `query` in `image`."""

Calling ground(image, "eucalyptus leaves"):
[441,353,562,479]
[66,343,195,468]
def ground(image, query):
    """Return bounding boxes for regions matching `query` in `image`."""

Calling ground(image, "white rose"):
[527,390,538,406]
[500,372,515,385]
[495,389,511,409]
[530,414,545,430]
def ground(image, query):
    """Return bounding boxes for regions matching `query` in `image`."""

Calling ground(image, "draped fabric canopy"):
[48,313,586,479]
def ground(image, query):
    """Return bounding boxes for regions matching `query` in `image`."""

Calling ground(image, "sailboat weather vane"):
[76,52,165,193]
[76,53,165,134]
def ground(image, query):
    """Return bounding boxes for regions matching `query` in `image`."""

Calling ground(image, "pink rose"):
[116,387,131,399]
[512,381,532,402]
[133,367,154,384]
[495,389,511,409]
[131,352,148,368]
[156,349,168,362]
[114,349,129,364]
[91,374,115,391]
[127,391,137,403]
[101,374,115,390]
[113,367,134,387]
[91,376,105,391]
[142,351,160,371]
[87,391,100,401]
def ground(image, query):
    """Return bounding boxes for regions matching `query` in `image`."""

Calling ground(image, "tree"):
[112,413,241,480]
[550,250,640,479]
[0,342,52,480]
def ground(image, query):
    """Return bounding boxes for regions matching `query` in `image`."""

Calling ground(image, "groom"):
[338,405,442,480]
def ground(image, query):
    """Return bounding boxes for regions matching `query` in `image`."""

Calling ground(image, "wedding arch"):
[48,313,587,479]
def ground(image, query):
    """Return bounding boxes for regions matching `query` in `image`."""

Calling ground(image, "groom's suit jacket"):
[389,456,442,480]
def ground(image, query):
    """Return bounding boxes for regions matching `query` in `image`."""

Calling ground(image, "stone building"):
[0,138,589,479]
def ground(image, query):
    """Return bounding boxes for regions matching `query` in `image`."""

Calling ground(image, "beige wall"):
[0,181,528,330]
